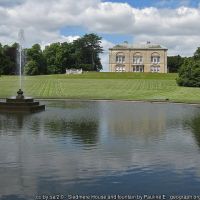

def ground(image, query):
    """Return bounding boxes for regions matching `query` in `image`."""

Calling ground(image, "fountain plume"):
[18,29,25,90]
[0,29,45,113]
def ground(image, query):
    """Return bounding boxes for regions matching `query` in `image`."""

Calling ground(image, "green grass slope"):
[0,73,199,103]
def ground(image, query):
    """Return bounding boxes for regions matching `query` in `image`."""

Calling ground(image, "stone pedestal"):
[16,89,24,99]
[0,90,45,113]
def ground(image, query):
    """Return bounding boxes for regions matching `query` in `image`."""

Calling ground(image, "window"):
[116,66,126,72]
[151,66,160,73]
[151,56,160,64]
[133,56,143,64]
[133,65,144,72]
[116,55,125,64]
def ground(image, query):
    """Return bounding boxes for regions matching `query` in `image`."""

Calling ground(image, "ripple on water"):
[0,101,200,197]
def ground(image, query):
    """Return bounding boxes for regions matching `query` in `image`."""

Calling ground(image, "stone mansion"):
[109,42,168,73]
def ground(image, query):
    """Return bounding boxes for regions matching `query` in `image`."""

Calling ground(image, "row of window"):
[115,65,161,73]
[116,55,160,64]
[116,66,126,72]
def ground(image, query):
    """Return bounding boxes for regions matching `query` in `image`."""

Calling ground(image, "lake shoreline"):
[1,97,199,106]
[34,98,200,106]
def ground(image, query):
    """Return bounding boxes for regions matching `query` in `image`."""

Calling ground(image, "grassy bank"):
[0,72,200,103]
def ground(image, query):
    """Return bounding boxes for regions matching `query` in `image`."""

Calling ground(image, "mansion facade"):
[109,43,168,73]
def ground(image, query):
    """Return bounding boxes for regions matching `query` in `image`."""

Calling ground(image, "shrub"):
[177,58,200,87]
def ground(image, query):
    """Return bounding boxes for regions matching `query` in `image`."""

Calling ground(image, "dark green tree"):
[177,47,200,87]
[177,57,200,87]
[194,47,200,61]
[26,44,46,74]
[0,43,15,75]
[167,55,184,73]
[0,33,104,75]
[43,43,62,74]
[24,60,39,75]
[73,33,103,71]
[0,43,5,75]
[60,42,76,70]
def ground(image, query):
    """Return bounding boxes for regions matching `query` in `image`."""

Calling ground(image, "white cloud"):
[0,0,200,60]
[130,6,200,56]
[40,35,80,50]
[83,2,135,34]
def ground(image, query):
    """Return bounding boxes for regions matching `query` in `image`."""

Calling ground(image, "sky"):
[1,0,200,71]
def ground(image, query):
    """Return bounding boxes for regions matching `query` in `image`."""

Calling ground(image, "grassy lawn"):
[0,72,200,103]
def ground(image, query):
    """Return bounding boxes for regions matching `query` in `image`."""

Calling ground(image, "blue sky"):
[60,26,134,45]
[103,0,200,8]
[1,0,200,70]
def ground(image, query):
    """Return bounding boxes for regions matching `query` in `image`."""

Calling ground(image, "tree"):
[26,44,46,74]
[73,33,103,71]
[0,43,15,75]
[60,42,76,70]
[4,44,18,74]
[0,33,104,75]
[177,58,200,87]
[43,34,104,73]
[194,47,200,61]
[24,60,39,75]
[167,55,184,73]
[44,42,77,73]
[43,43,63,74]
[0,43,4,75]
[177,47,200,87]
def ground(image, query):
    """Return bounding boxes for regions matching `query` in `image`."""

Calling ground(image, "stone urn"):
[16,89,24,99]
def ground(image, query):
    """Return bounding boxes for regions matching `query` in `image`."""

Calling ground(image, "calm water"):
[0,101,200,200]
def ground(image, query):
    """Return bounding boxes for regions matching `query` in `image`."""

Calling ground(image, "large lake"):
[0,101,200,200]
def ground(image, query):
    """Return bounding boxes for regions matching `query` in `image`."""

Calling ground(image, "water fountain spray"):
[18,29,25,90]
[0,29,45,113]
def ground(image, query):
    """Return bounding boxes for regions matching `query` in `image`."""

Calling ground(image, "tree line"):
[167,48,200,87]
[0,33,103,75]
[176,48,200,87]
[0,43,18,75]
[167,55,185,73]
[1,35,200,87]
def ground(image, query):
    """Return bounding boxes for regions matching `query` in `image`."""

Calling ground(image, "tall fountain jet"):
[18,29,25,90]
[0,29,45,113]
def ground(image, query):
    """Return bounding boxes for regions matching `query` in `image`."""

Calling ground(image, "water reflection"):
[45,120,98,144]
[0,102,99,145]
[0,113,25,130]
[185,112,200,148]
[99,102,168,138]
[0,101,200,199]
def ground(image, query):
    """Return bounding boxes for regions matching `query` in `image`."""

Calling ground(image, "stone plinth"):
[0,90,45,113]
